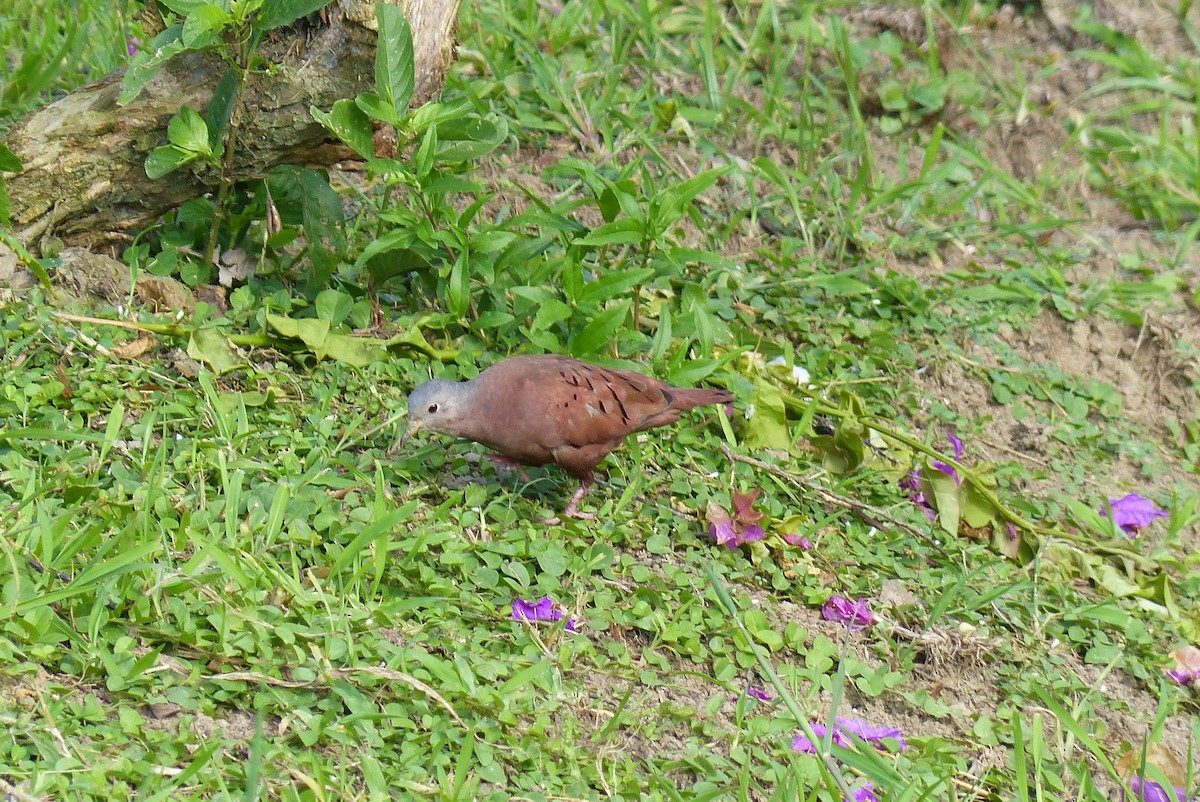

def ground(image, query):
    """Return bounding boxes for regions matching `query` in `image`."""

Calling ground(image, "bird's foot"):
[559,484,596,521]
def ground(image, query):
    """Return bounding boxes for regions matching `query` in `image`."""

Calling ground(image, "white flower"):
[743,403,756,420]
[768,356,810,385]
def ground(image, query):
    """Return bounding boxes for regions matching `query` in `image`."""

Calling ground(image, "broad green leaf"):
[447,252,469,318]
[120,25,185,105]
[206,69,240,151]
[311,98,374,159]
[598,179,638,223]
[354,91,402,127]
[256,0,334,31]
[569,301,631,357]
[469,230,517,254]
[575,267,655,308]
[266,313,387,367]
[804,272,873,295]
[0,182,9,228]
[415,124,437,178]
[408,100,472,131]
[356,228,417,267]
[744,381,790,451]
[575,218,644,247]
[315,289,353,325]
[375,3,415,115]
[435,115,509,163]
[182,4,232,46]
[160,0,208,14]
[923,468,961,537]
[168,107,212,154]
[145,145,195,179]
[0,142,22,173]
[654,166,729,227]
[530,300,572,333]
[384,322,458,361]
[961,480,1000,529]
[187,328,241,373]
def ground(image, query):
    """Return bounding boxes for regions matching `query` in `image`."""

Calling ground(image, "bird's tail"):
[669,387,734,411]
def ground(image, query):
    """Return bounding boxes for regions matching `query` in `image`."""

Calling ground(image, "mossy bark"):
[0,0,459,253]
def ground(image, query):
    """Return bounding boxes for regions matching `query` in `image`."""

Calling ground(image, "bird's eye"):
[427,403,439,414]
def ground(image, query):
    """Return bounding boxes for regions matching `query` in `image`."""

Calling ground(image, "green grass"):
[1,0,1199,800]
[0,0,136,126]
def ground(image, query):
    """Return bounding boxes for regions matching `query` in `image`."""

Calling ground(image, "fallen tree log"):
[1,0,459,253]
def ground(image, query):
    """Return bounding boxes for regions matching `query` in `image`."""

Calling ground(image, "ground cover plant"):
[1,0,1199,800]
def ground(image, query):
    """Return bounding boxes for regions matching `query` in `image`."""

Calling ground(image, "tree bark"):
[0,0,459,253]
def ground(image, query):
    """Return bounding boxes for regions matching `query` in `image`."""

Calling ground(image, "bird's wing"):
[534,359,682,447]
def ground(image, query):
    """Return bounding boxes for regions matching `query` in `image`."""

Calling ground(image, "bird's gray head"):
[399,378,470,447]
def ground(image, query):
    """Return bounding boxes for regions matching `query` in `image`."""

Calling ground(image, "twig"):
[204,666,465,727]
[0,777,46,802]
[720,444,950,558]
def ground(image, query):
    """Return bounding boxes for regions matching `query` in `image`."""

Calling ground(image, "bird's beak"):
[390,419,422,456]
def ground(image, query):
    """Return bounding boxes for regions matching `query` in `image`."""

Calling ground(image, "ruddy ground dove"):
[399,354,733,520]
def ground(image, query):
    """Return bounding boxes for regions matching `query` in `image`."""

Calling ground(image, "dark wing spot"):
[608,385,630,423]
[573,393,578,400]
[661,389,675,406]
[585,375,594,391]
[598,400,607,414]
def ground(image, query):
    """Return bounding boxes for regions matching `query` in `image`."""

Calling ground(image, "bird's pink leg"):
[561,478,596,521]
[536,478,596,526]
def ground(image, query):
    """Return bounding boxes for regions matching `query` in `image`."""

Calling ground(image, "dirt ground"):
[3,0,1197,796]
[556,1,1200,793]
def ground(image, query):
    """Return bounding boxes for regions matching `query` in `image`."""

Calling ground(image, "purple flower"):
[899,469,936,520]
[791,716,907,754]
[836,716,908,750]
[1166,645,1200,686]
[853,784,879,802]
[707,489,768,550]
[783,533,813,549]
[903,433,966,513]
[746,687,771,701]
[947,432,964,460]
[1122,777,1190,802]
[822,597,875,631]
[1102,494,1168,536]
[512,597,577,632]
[1166,669,1199,685]
[127,36,142,56]
[931,460,959,484]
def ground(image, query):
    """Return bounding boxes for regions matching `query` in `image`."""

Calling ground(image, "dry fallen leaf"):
[111,332,156,359]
